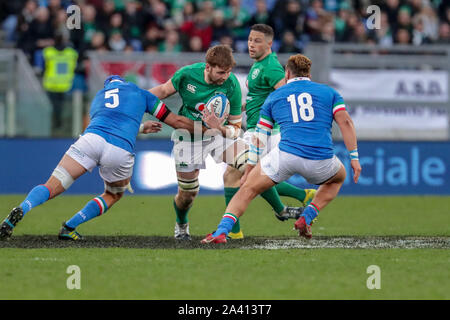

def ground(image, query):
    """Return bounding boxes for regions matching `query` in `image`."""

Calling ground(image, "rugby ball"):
[205,93,230,119]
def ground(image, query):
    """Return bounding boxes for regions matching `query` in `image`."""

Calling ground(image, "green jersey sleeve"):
[170,65,188,91]
[227,74,242,116]
[263,64,285,89]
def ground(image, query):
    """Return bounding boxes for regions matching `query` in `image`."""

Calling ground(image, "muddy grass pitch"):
[1,235,448,249]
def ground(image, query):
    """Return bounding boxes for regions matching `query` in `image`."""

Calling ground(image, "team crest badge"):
[251,69,260,80]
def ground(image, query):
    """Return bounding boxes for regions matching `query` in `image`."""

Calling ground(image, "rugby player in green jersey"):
[222,24,316,239]
[149,45,249,240]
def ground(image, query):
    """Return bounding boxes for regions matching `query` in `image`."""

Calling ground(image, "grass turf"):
[0,195,449,300]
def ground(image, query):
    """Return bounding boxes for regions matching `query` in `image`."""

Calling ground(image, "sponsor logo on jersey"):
[251,69,260,80]
[187,84,196,93]
[195,102,206,111]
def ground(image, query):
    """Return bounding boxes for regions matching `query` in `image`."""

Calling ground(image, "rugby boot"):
[174,222,191,240]
[274,206,304,221]
[0,207,24,240]
[201,233,227,244]
[294,216,313,239]
[58,222,83,241]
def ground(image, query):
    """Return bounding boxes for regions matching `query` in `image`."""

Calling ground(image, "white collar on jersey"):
[110,79,123,83]
[287,77,311,84]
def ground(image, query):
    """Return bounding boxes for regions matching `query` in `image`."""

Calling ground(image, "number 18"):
[287,93,314,122]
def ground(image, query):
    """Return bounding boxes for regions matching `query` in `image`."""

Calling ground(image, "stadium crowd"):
[0,0,449,62]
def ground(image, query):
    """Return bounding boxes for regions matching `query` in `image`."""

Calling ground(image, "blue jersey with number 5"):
[85,78,167,153]
[259,78,346,160]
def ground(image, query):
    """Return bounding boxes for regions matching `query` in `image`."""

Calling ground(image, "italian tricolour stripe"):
[258,116,273,130]
[151,101,167,120]
[93,197,108,215]
[223,213,238,223]
[309,202,320,214]
[332,103,346,116]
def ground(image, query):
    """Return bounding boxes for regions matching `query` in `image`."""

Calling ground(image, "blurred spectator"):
[96,0,116,33]
[108,30,127,51]
[211,10,231,42]
[199,0,215,24]
[16,0,39,59]
[319,18,336,43]
[224,0,251,40]
[42,33,78,130]
[418,5,439,41]
[375,11,394,47]
[395,28,411,44]
[89,31,108,52]
[53,9,70,43]
[143,39,159,52]
[180,10,213,50]
[412,15,432,45]
[436,22,449,44]
[382,0,401,28]
[144,0,170,30]
[187,35,204,52]
[248,0,273,28]
[218,34,235,50]
[48,0,63,20]
[282,0,304,38]
[304,0,326,40]
[158,29,182,52]
[142,25,163,49]
[334,4,351,42]
[396,6,413,35]
[172,1,196,27]
[278,30,302,53]
[123,0,146,44]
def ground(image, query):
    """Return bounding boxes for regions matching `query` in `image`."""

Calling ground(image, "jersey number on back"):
[105,88,119,108]
[287,93,314,122]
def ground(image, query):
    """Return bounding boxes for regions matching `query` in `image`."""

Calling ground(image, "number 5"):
[105,88,119,108]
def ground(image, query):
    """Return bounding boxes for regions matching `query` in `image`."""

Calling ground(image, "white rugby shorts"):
[260,147,343,185]
[66,133,135,183]
[172,134,238,172]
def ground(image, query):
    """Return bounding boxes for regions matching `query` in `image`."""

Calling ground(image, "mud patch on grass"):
[0,235,448,249]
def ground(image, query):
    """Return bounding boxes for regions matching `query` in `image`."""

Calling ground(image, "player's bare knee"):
[223,166,242,186]
[240,184,259,200]
[176,190,197,208]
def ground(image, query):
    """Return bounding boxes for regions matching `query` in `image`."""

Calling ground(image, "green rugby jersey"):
[245,52,284,131]
[171,62,242,123]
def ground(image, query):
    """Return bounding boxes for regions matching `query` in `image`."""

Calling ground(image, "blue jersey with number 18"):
[84,77,169,153]
[258,77,346,160]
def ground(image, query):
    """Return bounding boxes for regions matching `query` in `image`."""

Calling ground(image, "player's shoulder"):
[178,62,205,74]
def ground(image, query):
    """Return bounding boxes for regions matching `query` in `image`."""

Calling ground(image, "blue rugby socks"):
[20,185,51,216]
[65,196,108,229]
[212,213,238,237]
[302,203,320,225]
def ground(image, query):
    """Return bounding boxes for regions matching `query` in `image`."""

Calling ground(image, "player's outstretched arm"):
[163,112,207,134]
[140,120,162,133]
[334,110,361,183]
[149,79,177,99]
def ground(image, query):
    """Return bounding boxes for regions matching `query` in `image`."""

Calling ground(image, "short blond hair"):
[205,45,236,69]
[286,54,312,77]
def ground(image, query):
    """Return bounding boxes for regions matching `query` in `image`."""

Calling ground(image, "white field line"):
[242,237,450,250]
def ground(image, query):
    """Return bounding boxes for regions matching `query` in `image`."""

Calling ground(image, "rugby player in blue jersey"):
[202,54,362,243]
[0,75,200,241]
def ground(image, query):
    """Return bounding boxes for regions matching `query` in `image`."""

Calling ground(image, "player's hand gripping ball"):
[202,93,230,128]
